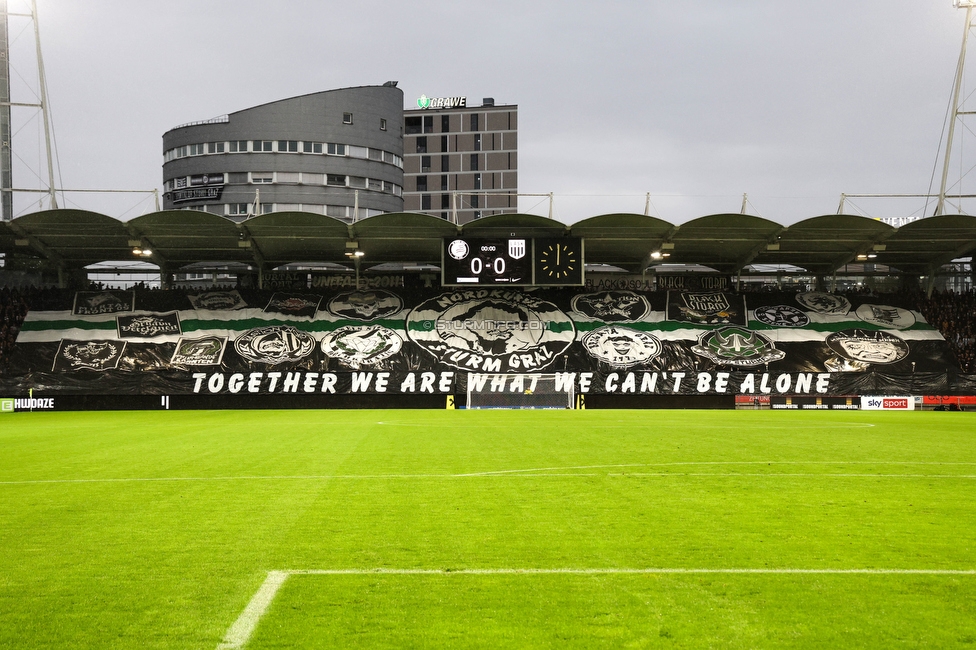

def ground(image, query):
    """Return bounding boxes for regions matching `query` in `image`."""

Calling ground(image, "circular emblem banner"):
[405,290,575,372]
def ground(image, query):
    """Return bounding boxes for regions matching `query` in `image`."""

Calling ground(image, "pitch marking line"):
[216,567,976,649]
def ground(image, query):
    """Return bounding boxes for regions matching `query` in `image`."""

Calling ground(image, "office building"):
[402,96,517,223]
[161,84,404,222]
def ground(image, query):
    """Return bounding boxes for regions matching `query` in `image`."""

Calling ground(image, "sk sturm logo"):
[234,326,315,365]
[824,329,909,372]
[796,291,851,315]
[753,305,810,328]
[405,290,576,372]
[321,325,403,368]
[117,312,182,338]
[691,326,786,367]
[53,339,126,371]
[854,304,916,330]
[447,239,469,261]
[171,336,227,366]
[581,326,662,368]
[571,291,650,322]
[327,290,403,321]
[417,95,431,109]
[187,290,247,310]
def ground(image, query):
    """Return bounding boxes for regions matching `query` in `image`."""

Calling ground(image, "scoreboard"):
[442,237,584,286]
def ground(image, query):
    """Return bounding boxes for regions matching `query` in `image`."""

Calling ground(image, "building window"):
[470,154,479,171]
[368,148,382,160]
[229,140,248,153]
[175,146,187,158]
[368,178,383,191]
[405,116,422,134]
[254,140,273,152]
[227,203,249,216]
[471,194,479,208]
[441,135,448,152]
[441,115,450,133]
[441,155,449,172]
[327,143,346,155]
[416,137,427,154]
[259,203,272,214]
[188,143,205,156]
[474,173,482,190]
[440,175,448,191]
[441,194,450,209]
[252,172,273,183]
[327,174,347,186]
[348,176,366,188]
[423,115,433,133]
[208,142,224,154]
[470,113,479,131]
[417,176,428,192]
[342,112,353,124]
[278,140,298,152]
[474,134,481,151]
[421,155,431,173]
[380,118,387,131]
[421,194,431,210]
[303,141,323,154]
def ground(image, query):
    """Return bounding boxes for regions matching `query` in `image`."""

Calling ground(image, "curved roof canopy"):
[1,209,975,276]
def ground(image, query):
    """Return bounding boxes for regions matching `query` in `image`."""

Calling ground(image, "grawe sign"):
[416,95,466,109]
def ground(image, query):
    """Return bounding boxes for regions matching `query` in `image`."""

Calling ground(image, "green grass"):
[0,409,974,648]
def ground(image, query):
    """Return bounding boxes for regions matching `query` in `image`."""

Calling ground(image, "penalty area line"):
[215,567,976,649]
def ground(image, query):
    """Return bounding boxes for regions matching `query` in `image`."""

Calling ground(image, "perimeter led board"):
[442,237,584,286]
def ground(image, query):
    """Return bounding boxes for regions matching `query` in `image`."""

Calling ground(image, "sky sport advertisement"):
[1,286,970,398]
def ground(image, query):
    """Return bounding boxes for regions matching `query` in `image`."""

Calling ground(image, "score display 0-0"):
[441,237,584,286]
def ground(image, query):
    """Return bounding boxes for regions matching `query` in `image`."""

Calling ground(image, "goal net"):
[465,373,575,409]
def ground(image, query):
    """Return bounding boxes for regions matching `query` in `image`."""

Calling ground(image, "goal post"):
[465,373,576,409]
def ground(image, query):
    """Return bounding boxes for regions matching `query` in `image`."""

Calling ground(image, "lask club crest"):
[406,290,575,372]
[691,326,786,367]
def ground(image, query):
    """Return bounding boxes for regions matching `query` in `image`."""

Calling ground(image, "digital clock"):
[442,237,533,286]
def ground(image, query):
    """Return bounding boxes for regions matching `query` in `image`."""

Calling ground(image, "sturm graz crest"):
[187,290,247,311]
[581,326,662,368]
[327,290,402,321]
[571,291,650,322]
[234,326,315,365]
[321,325,402,368]
[753,305,810,328]
[691,326,786,367]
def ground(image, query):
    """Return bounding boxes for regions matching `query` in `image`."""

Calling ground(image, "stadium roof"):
[1,210,974,277]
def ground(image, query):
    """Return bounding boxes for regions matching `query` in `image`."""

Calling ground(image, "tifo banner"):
[0,287,968,396]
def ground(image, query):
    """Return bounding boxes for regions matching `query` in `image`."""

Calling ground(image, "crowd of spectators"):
[915,289,976,373]
[0,286,34,370]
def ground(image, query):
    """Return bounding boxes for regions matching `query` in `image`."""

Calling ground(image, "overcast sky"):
[6,1,972,224]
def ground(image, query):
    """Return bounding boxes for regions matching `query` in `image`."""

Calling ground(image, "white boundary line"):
[215,567,976,649]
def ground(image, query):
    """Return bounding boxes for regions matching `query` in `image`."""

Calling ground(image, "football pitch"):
[1,409,974,649]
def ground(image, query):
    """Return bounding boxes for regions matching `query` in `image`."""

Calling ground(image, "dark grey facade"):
[161,85,404,222]
[402,98,517,224]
